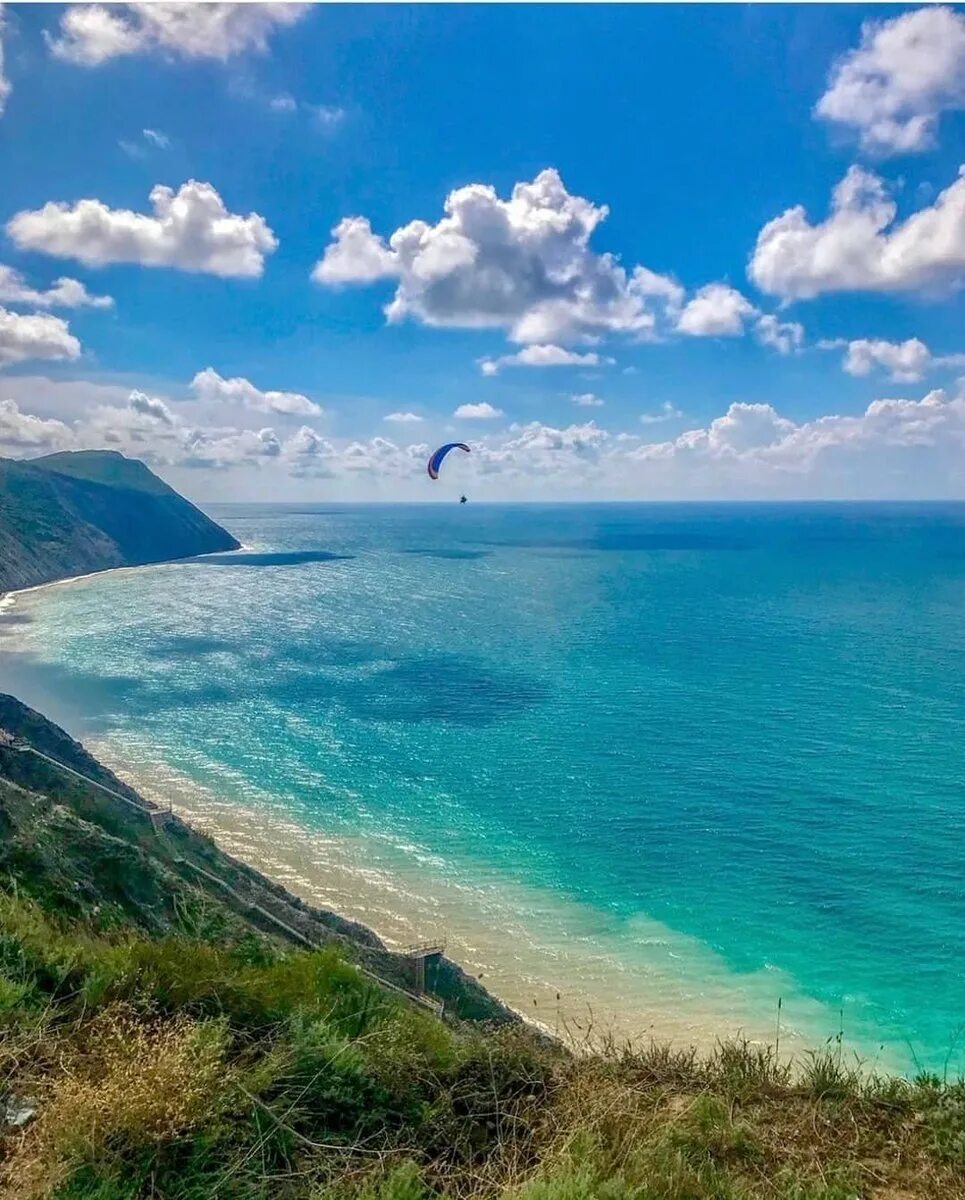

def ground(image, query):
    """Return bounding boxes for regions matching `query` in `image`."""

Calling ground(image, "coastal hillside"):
[0,450,239,593]
[1,697,963,1199]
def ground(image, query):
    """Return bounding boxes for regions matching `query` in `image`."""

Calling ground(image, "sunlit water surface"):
[4,503,964,1071]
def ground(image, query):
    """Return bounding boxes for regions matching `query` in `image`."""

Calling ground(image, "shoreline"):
[85,737,894,1067]
[0,543,254,612]
[0,560,911,1072]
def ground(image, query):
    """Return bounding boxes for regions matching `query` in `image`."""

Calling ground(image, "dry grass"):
[2,1007,228,1198]
[1,894,963,1200]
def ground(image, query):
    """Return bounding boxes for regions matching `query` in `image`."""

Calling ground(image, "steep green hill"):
[0,697,962,1199]
[0,450,239,593]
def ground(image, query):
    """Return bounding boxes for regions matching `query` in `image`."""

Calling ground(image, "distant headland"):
[0,449,240,595]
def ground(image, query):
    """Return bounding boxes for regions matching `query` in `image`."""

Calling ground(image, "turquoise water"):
[4,503,964,1072]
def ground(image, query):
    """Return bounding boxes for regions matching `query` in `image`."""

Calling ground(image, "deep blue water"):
[5,503,964,1072]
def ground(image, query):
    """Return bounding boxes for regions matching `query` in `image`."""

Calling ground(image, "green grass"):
[1,890,963,1200]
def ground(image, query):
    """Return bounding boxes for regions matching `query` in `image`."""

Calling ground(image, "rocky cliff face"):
[0,450,240,593]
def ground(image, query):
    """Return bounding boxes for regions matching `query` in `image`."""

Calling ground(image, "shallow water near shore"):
[3,502,964,1073]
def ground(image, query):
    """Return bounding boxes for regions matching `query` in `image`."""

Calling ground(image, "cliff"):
[0,449,239,593]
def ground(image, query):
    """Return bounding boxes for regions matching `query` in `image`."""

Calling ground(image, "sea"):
[3,502,964,1075]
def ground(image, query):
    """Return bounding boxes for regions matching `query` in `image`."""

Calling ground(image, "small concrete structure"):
[402,940,446,993]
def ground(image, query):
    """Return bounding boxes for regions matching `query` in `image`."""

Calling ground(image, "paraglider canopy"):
[427,442,470,480]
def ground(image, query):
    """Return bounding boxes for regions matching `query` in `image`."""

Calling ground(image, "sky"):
[0,2,964,502]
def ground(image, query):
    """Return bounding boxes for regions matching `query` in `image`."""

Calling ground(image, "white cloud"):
[628,389,965,497]
[270,93,297,113]
[121,127,170,157]
[815,7,965,155]
[822,336,965,382]
[755,314,804,355]
[48,3,309,66]
[8,181,277,278]
[676,283,756,337]
[309,104,345,129]
[749,164,965,300]
[180,425,282,469]
[0,264,113,309]
[480,344,613,376]
[338,436,427,478]
[0,399,73,451]
[190,367,320,416]
[384,411,423,423]
[314,217,396,284]
[313,169,682,346]
[0,4,12,117]
[266,92,345,129]
[7,379,965,499]
[572,392,604,407]
[128,389,175,426]
[640,402,683,425]
[0,307,81,367]
[842,337,932,382]
[454,402,503,420]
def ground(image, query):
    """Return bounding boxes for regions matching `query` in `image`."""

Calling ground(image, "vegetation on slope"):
[2,889,963,1200]
[0,450,239,593]
[0,699,963,1199]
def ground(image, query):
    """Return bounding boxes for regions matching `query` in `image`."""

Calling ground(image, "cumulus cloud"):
[472,420,611,484]
[676,283,756,337]
[0,307,81,367]
[8,182,277,278]
[48,3,310,66]
[128,389,175,425]
[313,216,395,284]
[749,165,965,299]
[313,169,683,346]
[815,7,965,155]
[572,393,604,407]
[0,264,113,309]
[6,380,965,498]
[0,4,11,117]
[0,398,73,451]
[384,411,423,423]
[190,367,320,416]
[480,344,613,376]
[821,336,965,382]
[626,389,965,497]
[755,314,804,355]
[180,425,282,469]
[454,402,503,420]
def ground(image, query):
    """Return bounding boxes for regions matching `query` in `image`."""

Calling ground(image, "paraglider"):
[427,442,470,480]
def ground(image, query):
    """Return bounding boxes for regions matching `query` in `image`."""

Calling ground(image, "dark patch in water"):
[190,550,354,567]
[471,531,752,553]
[149,634,237,658]
[404,548,492,560]
[339,655,548,726]
[0,612,33,626]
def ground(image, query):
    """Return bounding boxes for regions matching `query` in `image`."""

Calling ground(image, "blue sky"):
[0,3,963,500]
